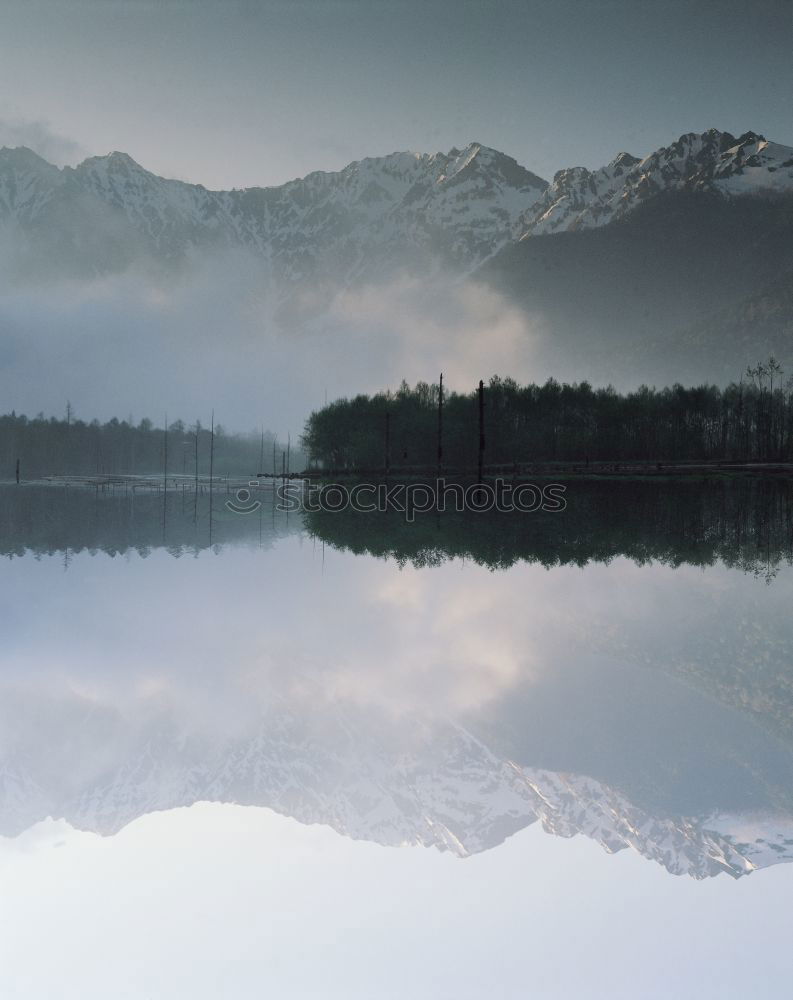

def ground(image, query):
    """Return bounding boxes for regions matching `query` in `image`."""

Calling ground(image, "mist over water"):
[0,243,549,434]
[2,479,793,838]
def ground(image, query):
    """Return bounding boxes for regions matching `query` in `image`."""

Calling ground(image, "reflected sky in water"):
[1,482,793,998]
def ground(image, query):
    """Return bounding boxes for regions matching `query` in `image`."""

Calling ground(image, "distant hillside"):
[480,190,793,385]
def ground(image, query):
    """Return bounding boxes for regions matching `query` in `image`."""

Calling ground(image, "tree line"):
[0,408,304,479]
[301,359,793,469]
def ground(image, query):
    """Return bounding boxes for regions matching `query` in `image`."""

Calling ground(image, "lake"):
[1,477,792,998]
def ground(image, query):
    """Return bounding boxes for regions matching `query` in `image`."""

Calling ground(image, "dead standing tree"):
[437,372,443,477]
[193,420,199,525]
[477,379,485,484]
[162,413,168,539]
[209,409,215,546]
[384,409,391,478]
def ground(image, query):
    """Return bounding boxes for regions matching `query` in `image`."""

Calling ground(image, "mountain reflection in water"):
[1,478,792,879]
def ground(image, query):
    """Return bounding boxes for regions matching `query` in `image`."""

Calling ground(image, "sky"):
[0,0,790,189]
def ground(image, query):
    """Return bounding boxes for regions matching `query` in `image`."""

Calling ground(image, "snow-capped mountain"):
[2,707,792,880]
[515,129,793,237]
[2,126,791,382]
[1,128,790,286]
[0,140,547,283]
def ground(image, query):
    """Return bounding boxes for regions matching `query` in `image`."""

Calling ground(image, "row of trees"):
[0,409,304,479]
[302,359,793,469]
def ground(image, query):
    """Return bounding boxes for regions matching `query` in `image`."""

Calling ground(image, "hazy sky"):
[0,0,790,188]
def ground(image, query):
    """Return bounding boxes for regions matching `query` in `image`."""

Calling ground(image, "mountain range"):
[1,127,792,384]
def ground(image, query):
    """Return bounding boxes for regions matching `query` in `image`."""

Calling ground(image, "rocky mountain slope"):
[0,141,547,282]
[514,129,793,236]
[1,127,790,284]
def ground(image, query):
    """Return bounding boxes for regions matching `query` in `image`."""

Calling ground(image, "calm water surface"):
[1,480,792,999]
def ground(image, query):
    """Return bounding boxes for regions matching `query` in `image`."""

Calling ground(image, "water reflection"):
[0,481,296,557]
[306,477,793,580]
[1,479,792,880]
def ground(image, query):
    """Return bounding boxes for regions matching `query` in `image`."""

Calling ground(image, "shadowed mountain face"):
[480,190,793,385]
[2,480,793,879]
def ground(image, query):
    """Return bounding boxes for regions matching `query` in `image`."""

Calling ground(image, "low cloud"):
[319,273,544,395]
[0,116,89,166]
[0,252,545,437]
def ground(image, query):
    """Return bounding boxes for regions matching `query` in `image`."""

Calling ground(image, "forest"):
[301,359,793,470]
[0,409,302,480]
[4,358,792,480]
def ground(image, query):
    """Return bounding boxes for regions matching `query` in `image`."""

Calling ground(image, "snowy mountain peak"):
[516,127,793,238]
[0,127,789,284]
[73,149,152,181]
[608,150,641,173]
[0,138,549,281]
[102,149,141,166]
[0,144,58,170]
[0,146,64,225]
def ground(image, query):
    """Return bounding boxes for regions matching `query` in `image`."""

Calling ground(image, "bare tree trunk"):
[437,372,443,477]
[194,422,199,525]
[385,410,391,478]
[209,410,215,546]
[162,413,168,539]
[477,379,485,484]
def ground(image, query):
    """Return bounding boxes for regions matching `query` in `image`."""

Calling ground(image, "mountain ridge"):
[515,129,793,237]
[2,127,792,385]
[0,139,548,281]
[1,127,791,284]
